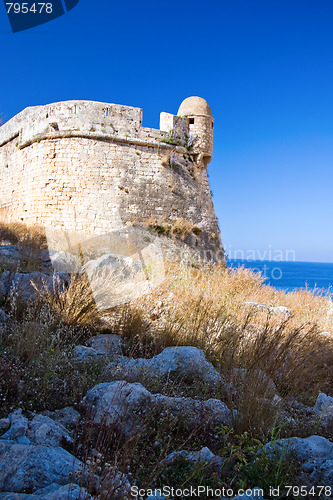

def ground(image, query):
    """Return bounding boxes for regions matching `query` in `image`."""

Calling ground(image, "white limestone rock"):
[264,435,333,485]
[83,253,142,280]
[86,334,123,356]
[0,410,29,444]
[318,331,333,338]
[265,434,333,462]
[159,446,224,472]
[243,301,268,312]
[0,483,90,499]
[74,334,124,362]
[314,392,333,416]
[230,368,278,398]
[43,406,80,430]
[243,302,291,317]
[81,380,233,437]
[313,392,333,433]
[0,245,21,265]
[98,468,132,500]
[0,411,72,447]
[26,415,72,447]
[42,407,80,431]
[48,250,82,273]
[270,305,292,317]
[73,345,101,362]
[0,271,69,302]
[0,441,85,493]
[104,346,223,387]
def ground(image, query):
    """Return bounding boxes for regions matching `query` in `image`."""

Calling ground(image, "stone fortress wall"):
[0,96,224,263]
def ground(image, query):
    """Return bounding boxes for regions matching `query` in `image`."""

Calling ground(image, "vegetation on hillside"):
[0,222,332,496]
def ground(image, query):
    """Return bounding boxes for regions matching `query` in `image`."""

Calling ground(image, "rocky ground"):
[0,243,332,499]
[1,329,333,499]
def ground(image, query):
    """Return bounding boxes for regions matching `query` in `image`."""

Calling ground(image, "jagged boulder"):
[0,410,29,445]
[80,380,233,437]
[264,435,333,484]
[313,392,333,434]
[0,410,72,447]
[0,245,21,265]
[104,346,223,387]
[96,468,132,500]
[319,331,333,339]
[82,253,150,308]
[0,408,133,499]
[0,419,10,434]
[73,345,104,362]
[83,253,142,280]
[243,302,291,317]
[271,305,291,316]
[0,245,52,273]
[159,446,224,473]
[86,334,123,356]
[73,334,123,362]
[0,441,85,493]
[42,406,80,431]
[26,415,72,447]
[243,302,268,312]
[229,368,278,398]
[0,271,69,303]
[48,250,82,273]
[314,392,333,415]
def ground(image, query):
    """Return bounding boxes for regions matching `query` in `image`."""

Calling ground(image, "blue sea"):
[227,259,333,296]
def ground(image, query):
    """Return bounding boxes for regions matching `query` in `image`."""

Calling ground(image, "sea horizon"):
[227,258,333,295]
[228,258,333,265]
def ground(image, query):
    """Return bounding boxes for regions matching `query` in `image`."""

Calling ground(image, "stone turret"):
[177,96,214,169]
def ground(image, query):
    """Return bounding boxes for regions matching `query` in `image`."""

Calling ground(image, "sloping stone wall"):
[0,99,224,262]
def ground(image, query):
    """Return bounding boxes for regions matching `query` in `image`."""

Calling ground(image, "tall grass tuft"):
[32,273,102,327]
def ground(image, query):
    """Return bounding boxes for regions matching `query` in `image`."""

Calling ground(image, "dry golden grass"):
[0,221,47,249]
[0,221,48,272]
[147,262,333,339]
[110,262,333,423]
[31,273,104,327]
[31,266,150,328]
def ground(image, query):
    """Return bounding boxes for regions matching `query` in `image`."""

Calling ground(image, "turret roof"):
[177,96,213,118]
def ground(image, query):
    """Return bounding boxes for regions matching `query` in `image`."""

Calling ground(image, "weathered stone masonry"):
[0,97,224,262]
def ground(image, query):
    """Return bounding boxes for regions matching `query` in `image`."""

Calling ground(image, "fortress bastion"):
[0,97,224,264]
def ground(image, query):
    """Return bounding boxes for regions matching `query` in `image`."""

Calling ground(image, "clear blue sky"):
[1,0,333,262]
